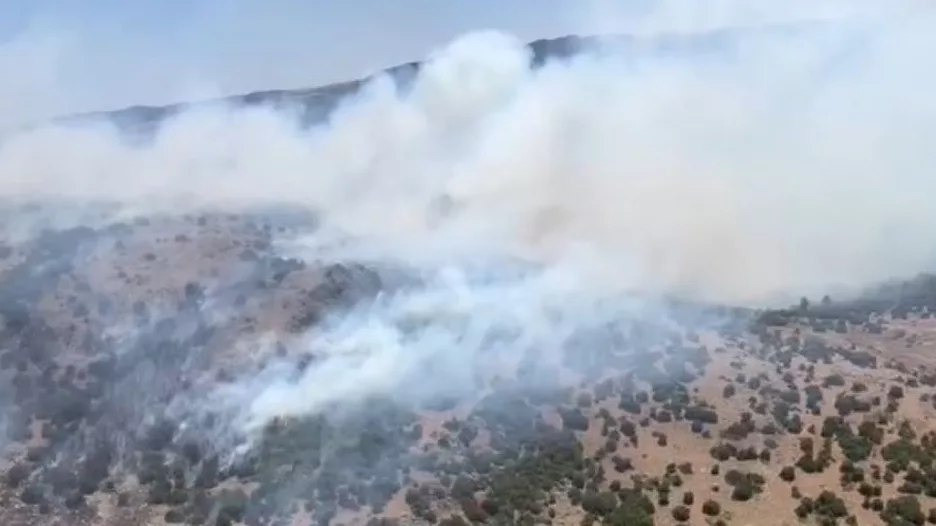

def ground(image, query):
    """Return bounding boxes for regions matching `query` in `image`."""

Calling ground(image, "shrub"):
[710,444,736,462]
[460,500,488,523]
[813,490,848,519]
[684,406,719,424]
[577,392,593,407]
[4,464,31,488]
[884,495,924,526]
[164,510,185,524]
[559,408,590,431]
[581,491,618,516]
[702,499,721,516]
[19,484,45,505]
[606,490,655,526]
[672,505,691,522]
[795,498,814,518]
[612,456,634,473]
[731,484,754,502]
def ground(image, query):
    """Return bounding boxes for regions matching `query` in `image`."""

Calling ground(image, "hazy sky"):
[0,0,585,123]
[0,0,897,124]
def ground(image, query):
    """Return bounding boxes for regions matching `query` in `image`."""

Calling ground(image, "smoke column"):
[1,8,936,434]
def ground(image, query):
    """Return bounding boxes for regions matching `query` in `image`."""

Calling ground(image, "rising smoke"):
[2,7,936,439]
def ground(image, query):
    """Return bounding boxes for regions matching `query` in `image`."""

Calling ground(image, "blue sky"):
[0,0,884,123]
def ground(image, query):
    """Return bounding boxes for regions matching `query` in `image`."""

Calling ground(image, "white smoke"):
[2,10,936,433]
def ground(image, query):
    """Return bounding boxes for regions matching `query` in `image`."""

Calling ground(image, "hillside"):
[4,210,936,526]
[2,22,936,526]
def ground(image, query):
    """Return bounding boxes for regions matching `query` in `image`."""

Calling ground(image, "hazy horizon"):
[0,0,904,128]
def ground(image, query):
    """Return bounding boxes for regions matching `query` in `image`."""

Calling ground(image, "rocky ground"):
[0,201,936,526]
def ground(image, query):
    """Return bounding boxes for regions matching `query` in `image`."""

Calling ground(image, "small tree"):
[672,505,691,522]
[702,500,721,516]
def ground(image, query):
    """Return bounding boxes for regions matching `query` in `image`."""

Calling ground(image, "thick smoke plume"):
[2,8,936,439]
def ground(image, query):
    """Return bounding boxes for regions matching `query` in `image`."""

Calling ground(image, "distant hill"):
[50,34,587,135]
[45,17,872,136]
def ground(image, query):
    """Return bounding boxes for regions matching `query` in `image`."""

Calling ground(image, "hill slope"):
[3,21,936,526]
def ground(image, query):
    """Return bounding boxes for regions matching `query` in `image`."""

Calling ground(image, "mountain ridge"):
[45,16,874,134]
